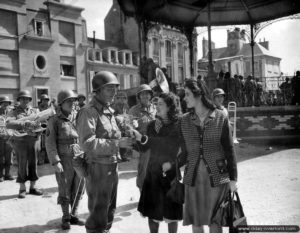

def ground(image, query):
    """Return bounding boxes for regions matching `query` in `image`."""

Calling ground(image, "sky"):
[67,0,300,76]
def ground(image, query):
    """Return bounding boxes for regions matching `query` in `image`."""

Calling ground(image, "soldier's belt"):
[57,138,79,145]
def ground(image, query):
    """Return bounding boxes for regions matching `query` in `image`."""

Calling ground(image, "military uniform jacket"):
[6,105,40,141]
[76,97,121,164]
[0,106,13,139]
[45,110,78,165]
[178,109,237,187]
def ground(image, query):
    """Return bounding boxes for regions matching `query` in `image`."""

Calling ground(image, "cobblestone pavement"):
[0,143,299,233]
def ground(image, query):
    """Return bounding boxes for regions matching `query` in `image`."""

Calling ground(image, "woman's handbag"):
[166,159,185,204]
[70,144,87,178]
[211,191,248,233]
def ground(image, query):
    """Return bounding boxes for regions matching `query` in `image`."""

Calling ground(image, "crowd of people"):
[198,70,300,107]
[0,70,240,233]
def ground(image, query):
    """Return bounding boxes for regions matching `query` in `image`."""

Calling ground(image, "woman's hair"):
[159,92,180,122]
[184,79,215,110]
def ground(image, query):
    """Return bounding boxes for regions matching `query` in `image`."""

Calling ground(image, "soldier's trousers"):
[85,162,118,233]
[55,156,85,216]
[11,139,40,183]
[0,138,13,177]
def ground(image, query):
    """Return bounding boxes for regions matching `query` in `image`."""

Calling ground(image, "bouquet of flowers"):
[115,113,139,138]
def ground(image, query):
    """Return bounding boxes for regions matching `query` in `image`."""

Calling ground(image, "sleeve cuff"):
[140,135,148,145]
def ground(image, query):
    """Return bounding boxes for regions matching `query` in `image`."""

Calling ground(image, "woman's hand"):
[54,162,64,173]
[131,129,142,141]
[162,162,172,173]
[229,180,238,192]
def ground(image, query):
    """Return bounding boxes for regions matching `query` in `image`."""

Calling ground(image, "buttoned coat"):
[178,109,237,187]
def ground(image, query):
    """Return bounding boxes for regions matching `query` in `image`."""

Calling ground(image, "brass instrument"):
[227,101,239,144]
[7,107,56,137]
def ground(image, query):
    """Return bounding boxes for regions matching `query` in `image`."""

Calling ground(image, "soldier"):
[128,84,156,190]
[76,71,133,233]
[255,78,264,106]
[244,75,256,106]
[6,90,43,198]
[212,88,228,116]
[0,96,14,182]
[238,75,246,107]
[38,94,51,165]
[38,94,50,111]
[45,90,85,230]
[77,94,86,109]
[280,77,292,105]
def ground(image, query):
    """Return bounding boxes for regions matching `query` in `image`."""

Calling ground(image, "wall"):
[234,106,300,143]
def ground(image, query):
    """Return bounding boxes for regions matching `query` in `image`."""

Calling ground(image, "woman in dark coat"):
[133,92,182,233]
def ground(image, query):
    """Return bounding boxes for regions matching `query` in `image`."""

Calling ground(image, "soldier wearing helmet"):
[45,90,84,230]
[38,94,50,112]
[6,90,43,198]
[0,96,14,182]
[128,84,156,190]
[76,71,133,233]
[212,88,228,116]
[77,94,86,110]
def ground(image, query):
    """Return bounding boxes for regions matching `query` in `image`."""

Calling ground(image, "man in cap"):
[0,96,14,181]
[6,90,43,198]
[46,90,85,230]
[129,84,156,190]
[76,71,133,233]
[212,88,228,117]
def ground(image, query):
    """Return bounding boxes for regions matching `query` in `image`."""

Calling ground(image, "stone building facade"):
[198,28,281,79]
[0,0,87,106]
[104,0,198,85]
[86,37,139,94]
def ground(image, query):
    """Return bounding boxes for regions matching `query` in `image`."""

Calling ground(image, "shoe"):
[4,175,14,181]
[61,220,71,230]
[29,188,43,196]
[18,190,26,199]
[0,177,3,182]
[70,215,85,226]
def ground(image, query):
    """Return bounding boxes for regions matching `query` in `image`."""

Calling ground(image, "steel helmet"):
[92,71,119,92]
[136,84,153,97]
[17,90,32,101]
[212,88,225,98]
[0,96,12,104]
[57,90,78,105]
[40,94,50,100]
[78,94,86,101]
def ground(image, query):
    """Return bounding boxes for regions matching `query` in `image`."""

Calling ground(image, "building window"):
[125,53,131,65]
[178,67,184,84]
[59,21,75,44]
[88,49,94,61]
[34,20,44,36]
[95,51,101,61]
[165,40,172,58]
[111,50,117,63]
[152,38,160,64]
[178,43,184,61]
[60,64,75,77]
[166,65,172,78]
[0,10,17,36]
[34,55,47,72]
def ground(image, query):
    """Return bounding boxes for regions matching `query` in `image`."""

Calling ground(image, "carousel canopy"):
[118,0,300,27]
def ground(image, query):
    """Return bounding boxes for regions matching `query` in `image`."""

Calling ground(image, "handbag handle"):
[229,190,246,228]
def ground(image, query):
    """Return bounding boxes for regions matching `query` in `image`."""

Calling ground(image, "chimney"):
[259,40,269,50]
[93,31,96,48]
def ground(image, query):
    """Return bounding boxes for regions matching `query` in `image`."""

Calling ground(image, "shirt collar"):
[190,109,216,126]
[90,97,115,115]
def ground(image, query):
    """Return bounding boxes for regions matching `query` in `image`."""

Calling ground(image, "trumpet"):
[227,101,239,144]
[6,107,56,137]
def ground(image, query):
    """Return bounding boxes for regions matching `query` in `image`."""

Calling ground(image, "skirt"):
[183,160,229,226]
